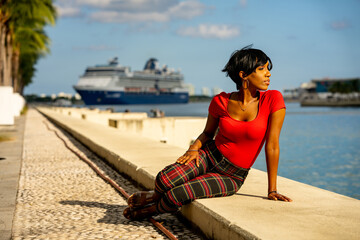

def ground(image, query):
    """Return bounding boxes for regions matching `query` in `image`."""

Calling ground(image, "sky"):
[24,0,360,96]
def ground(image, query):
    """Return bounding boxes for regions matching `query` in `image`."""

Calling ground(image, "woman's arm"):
[265,108,292,202]
[176,113,219,167]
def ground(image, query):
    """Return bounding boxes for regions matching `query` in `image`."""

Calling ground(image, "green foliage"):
[19,52,39,87]
[25,94,52,102]
[189,95,212,102]
[0,0,57,92]
[328,80,359,93]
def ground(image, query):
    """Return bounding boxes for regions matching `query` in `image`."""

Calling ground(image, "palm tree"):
[0,0,12,87]
[0,0,56,94]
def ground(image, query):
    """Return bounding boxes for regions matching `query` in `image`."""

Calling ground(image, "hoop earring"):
[242,79,249,89]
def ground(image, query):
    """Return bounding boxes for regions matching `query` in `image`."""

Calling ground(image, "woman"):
[124,45,292,220]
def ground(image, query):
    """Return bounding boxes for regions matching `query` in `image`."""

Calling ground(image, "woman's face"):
[245,61,271,90]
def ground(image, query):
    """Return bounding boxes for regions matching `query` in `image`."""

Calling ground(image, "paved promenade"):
[0,116,24,240]
[2,109,203,239]
[37,106,360,240]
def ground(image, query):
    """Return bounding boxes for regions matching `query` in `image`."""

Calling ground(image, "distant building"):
[299,78,360,106]
[74,93,82,100]
[311,78,360,93]
[300,82,316,92]
[283,88,300,100]
[184,83,195,96]
[201,87,210,97]
[58,92,73,99]
[212,87,223,96]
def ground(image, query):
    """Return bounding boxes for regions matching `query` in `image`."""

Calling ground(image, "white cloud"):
[72,44,118,51]
[177,24,240,39]
[56,0,206,24]
[90,11,169,23]
[55,5,82,17]
[168,0,206,19]
[76,0,112,7]
[78,0,178,12]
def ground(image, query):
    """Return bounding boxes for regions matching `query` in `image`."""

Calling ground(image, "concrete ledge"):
[48,106,206,149]
[37,107,360,240]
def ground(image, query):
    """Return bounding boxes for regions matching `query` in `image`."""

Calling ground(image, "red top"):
[208,90,286,169]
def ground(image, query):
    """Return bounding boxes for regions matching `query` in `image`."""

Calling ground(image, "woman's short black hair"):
[222,45,272,89]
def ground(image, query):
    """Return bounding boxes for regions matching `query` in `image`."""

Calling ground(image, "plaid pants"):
[155,140,249,213]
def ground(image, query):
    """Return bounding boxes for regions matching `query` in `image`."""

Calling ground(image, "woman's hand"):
[176,113,219,168]
[176,150,200,167]
[268,191,292,202]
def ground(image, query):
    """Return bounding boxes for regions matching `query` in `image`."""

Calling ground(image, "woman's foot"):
[123,204,157,220]
[127,191,160,208]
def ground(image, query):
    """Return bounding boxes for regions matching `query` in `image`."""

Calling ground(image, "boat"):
[73,58,189,105]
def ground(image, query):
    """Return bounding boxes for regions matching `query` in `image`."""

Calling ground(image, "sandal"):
[127,191,159,208]
[123,204,157,220]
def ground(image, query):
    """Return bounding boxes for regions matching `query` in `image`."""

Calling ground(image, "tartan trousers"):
[154,140,249,213]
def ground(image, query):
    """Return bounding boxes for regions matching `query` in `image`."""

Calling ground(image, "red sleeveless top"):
[208,90,286,169]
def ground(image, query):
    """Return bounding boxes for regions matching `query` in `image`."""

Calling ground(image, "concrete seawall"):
[50,107,206,149]
[37,106,360,240]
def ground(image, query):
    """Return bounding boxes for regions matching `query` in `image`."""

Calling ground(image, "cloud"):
[55,5,82,17]
[330,20,350,30]
[90,11,170,23]
[72,44,118,51]
[177,24,240,39]
[168,0,206,20]
[77,0,178,12]
[56,0,206,23]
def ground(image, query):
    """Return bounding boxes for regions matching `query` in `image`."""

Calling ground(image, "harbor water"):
[95,102,360,200]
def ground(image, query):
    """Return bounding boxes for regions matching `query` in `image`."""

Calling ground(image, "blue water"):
[95,102,360,199]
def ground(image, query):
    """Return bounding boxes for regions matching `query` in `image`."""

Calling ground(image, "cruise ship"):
[73,58,189,105]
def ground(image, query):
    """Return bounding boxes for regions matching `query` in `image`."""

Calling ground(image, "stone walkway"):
[12,109,203,240]
[0,115,25,240]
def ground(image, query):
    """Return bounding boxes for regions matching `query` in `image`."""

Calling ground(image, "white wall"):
[113,117,206,149]
[0,87,26,125]
[52,106,206,149]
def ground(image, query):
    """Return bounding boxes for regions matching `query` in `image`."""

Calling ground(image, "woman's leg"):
[127,191,161,208]
[155,151,209,195]
[156,172,243,213]
[123,204,157,220]
[127,150,209,212]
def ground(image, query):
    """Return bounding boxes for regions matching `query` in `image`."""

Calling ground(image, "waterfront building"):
[184,83,195,96]
[201,87,210,97]
[283,88,300,100]
[57,92,73,99]
[311,78,360,93]
[299,78,360,106]
[212,87,223,96]
[74,93,82,100]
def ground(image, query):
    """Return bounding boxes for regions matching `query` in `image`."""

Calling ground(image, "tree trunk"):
[4,30,12,87]
[18,76,24,95]
[0,23,6,86]
[12,46,19,92]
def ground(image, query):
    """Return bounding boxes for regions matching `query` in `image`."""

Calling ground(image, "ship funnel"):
[144,58,158,70]
[109,57,118,66]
